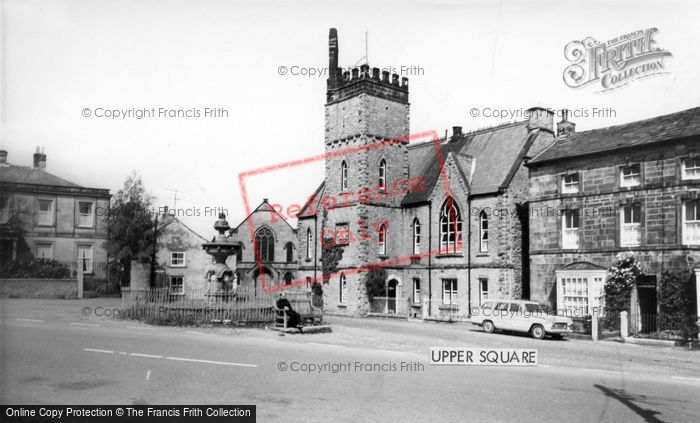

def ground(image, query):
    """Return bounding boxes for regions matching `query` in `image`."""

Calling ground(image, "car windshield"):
[523,303,545,315]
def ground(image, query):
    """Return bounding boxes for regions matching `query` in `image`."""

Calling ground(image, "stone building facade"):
[526,107,700,320]
[228,200,301,293]
[0,148,110,280]
[293,29,555,318]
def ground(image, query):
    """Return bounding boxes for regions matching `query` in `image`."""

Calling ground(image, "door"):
[387,279,398,314]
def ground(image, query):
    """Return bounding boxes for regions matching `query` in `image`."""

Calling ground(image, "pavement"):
[1,298,700,422]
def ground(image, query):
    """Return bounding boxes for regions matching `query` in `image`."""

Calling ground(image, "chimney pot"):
[452,126,463,137]
[557,109,576,137]
[33,147,47,170]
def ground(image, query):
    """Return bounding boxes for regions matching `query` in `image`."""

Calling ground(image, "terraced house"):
[526,108,700,323]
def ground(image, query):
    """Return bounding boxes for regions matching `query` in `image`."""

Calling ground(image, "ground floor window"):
[76,244,93,273]
[412,278,421,304]
[169,276,184,294]
[479,278,488,305]
[442,279,457,305]
[555,269,606,316]
[339,274,347,303]
[35,242,53,260]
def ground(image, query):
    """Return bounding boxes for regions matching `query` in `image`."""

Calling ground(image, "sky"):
[2,0,699,238]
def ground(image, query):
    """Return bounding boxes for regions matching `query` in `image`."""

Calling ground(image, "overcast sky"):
[2,0,699,238]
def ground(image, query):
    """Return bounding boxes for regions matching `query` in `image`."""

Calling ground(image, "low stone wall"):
[0,278,78,298]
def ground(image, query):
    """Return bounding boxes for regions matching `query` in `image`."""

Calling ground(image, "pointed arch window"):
[439,197,462,253]
[479,211,489,252]
[378,223,387,255]
[378,159,387,190]
[412,219,421,254]
[340,160,348,191]
[306,228,313,260]
[255,227,275,262]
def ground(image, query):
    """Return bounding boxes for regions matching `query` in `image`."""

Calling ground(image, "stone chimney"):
[0,150,7,165]
[33,147,47,170]
[452,126,463,137]
[527,107,554,133]
[557,109,576,137]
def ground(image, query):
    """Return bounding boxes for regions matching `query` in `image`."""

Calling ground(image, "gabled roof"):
[231,199,296,231]
[529,106,700,165]
[158,216,208,242]
[298,181,325,219]
[403,121,532,205]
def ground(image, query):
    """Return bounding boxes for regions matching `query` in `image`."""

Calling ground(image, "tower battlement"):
[326,29,409,105]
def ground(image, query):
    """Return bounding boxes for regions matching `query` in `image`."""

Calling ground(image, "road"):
[1,299,699,422]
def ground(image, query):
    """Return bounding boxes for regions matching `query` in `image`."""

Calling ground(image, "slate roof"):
[0,164,82,187]
[403,121,533,204]
[298,181,325,218]
[529,106,700,165]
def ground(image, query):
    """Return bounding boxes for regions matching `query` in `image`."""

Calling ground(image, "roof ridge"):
[407,120,527,149]
[571,106,700,136]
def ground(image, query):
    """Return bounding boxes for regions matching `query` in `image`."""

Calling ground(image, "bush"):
[658,270,697,340]
[364,268,388,301]
[604,252,641,326]
[0,259,71,279]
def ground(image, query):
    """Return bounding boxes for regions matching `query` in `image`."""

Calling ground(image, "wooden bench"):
[273,296,323,330]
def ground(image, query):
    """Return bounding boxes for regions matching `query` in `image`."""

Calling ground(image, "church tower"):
[323,28,410,314]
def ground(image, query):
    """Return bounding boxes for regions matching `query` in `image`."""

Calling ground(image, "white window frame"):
[561,173,580,194]
[339,273,347,303]
[169,276,184,295]
[562,210,580,249]
[439,198,463,254]
[442,279,458,305]
[479,278,488,305]
[77,201,95,228]
[412,278,421,304]
[555,270,606,316]
[682,199,700,246]
[412,219,421,254]
[35,242,54,260]
[340,160,348,191]
[378,159,387,190]
[620,164,641,188]
[479,211,488,252]
[306,229,313,260]
[378,224,387,255]
[682,158,700,180]
[37,198,55,226]
[620,205,642,247]
[77,244,94,273]
[170,251,186,267]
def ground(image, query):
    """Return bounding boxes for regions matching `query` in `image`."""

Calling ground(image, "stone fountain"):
[202,213,242,299]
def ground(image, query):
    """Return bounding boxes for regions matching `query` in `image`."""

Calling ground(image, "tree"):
[364,267,388,302]
[105,172,157,288]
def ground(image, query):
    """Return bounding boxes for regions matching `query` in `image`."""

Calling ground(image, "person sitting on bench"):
[276,292,301,328]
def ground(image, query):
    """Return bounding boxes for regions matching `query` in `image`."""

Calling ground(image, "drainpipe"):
[467,196,472,315]
[428,201,432,316]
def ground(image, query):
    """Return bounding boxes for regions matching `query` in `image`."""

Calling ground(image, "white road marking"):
[16,318,45,323]
[130,353,163,359]
[119,352,128,355]
[165,356,258,368]
[186,330,208,335]
[127,326,153,330]
[83,348,114,354]
[146,370,151,381]
[671,376,700,383]
[71,322,100,327]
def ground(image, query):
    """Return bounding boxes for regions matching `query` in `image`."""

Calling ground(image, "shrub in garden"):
[603,252,641,328]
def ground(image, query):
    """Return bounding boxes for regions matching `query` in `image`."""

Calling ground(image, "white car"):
[471,300,572,339]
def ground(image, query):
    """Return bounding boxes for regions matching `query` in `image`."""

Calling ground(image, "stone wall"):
[0,278,78,298]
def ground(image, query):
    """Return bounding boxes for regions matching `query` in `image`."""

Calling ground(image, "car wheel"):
[530,324,545,340]
[483,320,495,333]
